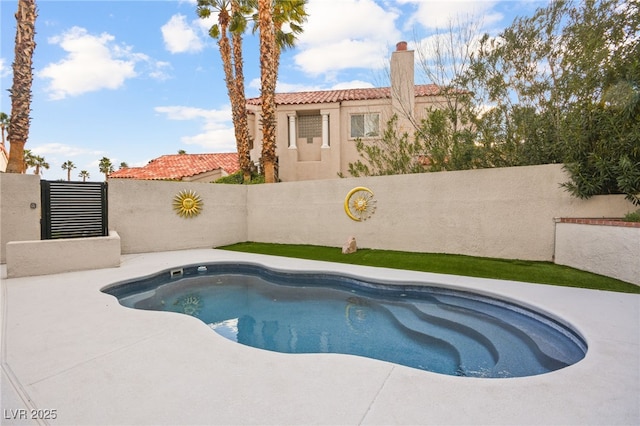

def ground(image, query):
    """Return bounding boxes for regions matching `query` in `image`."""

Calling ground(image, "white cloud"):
[293,0,401,75]
[154,105,236,152]
[249,78,323,93]
[181,124,236,152]
[154,105,231,122]
[38,27,146,100]
[161,14,204,54]
[148,61,173,81]
[413,31,486,85]
[24,142,108,181]
[194,13,217,36]
[271,79,374,93]
[330,80,375,90]
[30,142,104,158]
[198,0,502,79]
[0,58,11,78]
[398,0,503,30]
[295,39,392,75]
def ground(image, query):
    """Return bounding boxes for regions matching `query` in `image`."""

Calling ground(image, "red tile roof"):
[109,153,240,180]
[246,84,442,106]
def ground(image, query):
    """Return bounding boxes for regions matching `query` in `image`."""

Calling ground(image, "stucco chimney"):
[391,41,414,131]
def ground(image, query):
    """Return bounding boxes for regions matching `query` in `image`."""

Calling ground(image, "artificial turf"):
[218,242,640,294]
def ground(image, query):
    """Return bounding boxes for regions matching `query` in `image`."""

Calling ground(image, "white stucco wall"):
[246,164,636,261]
[108,179,247,254]
[2,165,636,284]
[0,173,41,263]
[6,231,121,278]
[555,222,640,285]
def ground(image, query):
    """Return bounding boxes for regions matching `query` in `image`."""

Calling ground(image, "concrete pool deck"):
[1,249,638,425]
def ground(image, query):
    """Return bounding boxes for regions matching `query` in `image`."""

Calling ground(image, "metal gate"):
[41,181,108,239]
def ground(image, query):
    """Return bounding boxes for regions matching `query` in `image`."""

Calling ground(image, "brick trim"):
[557,218,640,228]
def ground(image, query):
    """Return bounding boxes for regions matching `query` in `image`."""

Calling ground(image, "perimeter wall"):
[1,164,637,280]
[246,164,634,261]
[0,173,41,264]
[555,221,640,285]
[107,179,248,254]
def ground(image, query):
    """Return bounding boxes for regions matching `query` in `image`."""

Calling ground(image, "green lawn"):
[218,242,640,294]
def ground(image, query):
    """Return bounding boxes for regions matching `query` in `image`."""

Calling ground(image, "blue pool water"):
[102,262,587,378]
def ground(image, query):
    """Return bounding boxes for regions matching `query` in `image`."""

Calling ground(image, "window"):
[298,114,322,144]
[350,113,379,138]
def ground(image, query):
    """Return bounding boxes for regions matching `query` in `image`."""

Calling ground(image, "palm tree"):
[178,149,187,154]
[119,161,128,169]
[230,0,255,183]
[253,0,307,93]
[23,148,36,173]
[99,157,114,181]
[257,0,278,183]
[6,0,37,174]
[33,155,49,176]
[78,170,90,182]
[197,0,253,183]
[0,112,9,148]
[61,160,76,181]
[250,0,307,183]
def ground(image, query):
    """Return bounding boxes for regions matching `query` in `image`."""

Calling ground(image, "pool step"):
[382,304,497,376]
[427,296,583,369]
[388,300,562,377]
[410,300,570,377]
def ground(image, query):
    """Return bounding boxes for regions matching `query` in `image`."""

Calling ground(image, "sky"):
[0,0,547,181]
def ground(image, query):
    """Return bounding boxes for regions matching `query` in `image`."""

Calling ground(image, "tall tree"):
[32,155,48,176]
[99,157,114,181]
[0,112,9,148]
[559,0,640,204]
[463,1,568,167]
[347,115,426,177]
[198,0,307,183]
[464,0,639,204]
[253,0,307,183]
[6,0,37,174]
[412,16,484,171]
[61,160,76,181]
[257,0,278,183]
[348,17,484,177]
[78,170,90,182]
[254,0,307,93]
[22,148,35,173]
[230,0,255,183]
[198,0,254,183]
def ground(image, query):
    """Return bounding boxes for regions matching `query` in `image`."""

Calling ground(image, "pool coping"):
[1,249,639,425]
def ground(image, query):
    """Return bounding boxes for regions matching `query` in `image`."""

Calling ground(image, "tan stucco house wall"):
[247,42,447,182]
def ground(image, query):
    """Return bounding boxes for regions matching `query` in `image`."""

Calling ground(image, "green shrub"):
[214,172,244,184]
[213,171,264,184]
[623,209,640,222]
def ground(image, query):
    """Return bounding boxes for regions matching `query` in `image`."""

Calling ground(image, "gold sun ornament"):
[173,189,203,218]
[344,186,376,221]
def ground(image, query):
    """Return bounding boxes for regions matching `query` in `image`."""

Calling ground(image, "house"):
[0,142,8,172]
[108,153,239,182]
[245,41,448,182]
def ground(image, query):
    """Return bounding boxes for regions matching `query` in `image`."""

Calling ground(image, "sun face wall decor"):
[173,189,203,218]
[344,187,376,221]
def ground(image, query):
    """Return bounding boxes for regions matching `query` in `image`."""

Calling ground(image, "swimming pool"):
[102,262,587,378]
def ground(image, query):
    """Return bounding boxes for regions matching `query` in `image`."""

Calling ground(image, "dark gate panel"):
[41,181,108,239]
